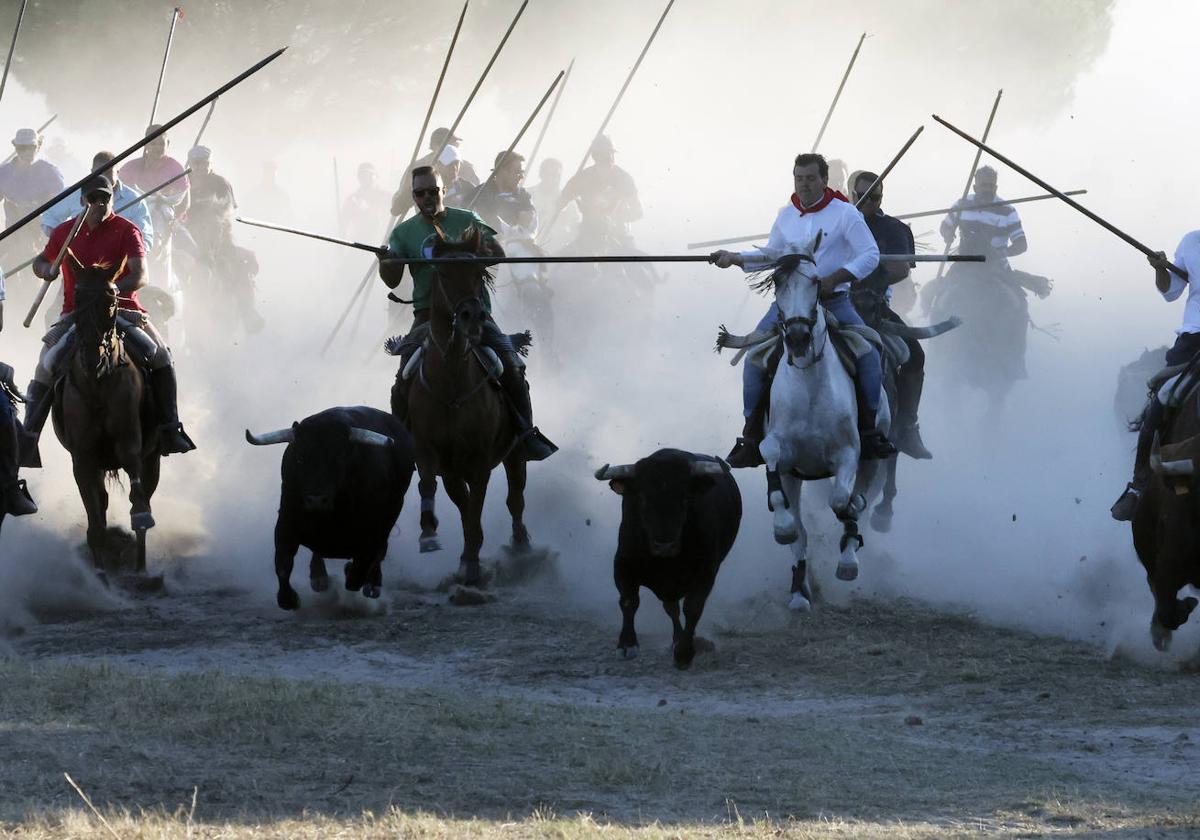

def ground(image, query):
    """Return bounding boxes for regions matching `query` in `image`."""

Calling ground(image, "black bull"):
[245,406,415,610]
[596,449,742,669]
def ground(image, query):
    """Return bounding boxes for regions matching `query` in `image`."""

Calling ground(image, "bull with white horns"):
[245,406,415,610]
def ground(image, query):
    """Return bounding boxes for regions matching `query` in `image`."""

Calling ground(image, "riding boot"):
[148,366,197,456]
[894,364,932,460]
[19,381,52,469]
[499,365,557,461]
[0,413,36,516]
[726,392,768,469]
[1111,398,1162,521]
[857,406,898,460]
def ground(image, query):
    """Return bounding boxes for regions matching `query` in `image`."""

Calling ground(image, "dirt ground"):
[1,545,1199,840]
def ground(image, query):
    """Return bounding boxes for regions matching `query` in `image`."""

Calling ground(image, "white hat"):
[187,145,211,161]
[438,145,460,166]
[11,128,37,146]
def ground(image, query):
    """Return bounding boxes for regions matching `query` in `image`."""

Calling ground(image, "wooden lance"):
[527,57,573,172]
[812,32,866,153]
[0,0,28,108]
[24,210,86,328]
[149,7,183,126]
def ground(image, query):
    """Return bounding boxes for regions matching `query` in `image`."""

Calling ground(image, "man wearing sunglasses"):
[850,170,931,460]
[711,153,895,467]
[20,175,196,467]
[378,166,556,461]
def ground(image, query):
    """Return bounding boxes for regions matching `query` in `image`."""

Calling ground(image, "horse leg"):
[780,472,812,611]
[1149,526,1200,652]
[458,472,489,586]
[135,456,161,574]
[871,455,898,533]
[503,453,530,552]
[72,460,108,573]
[416,453,441,554]
[830,453,864,583]
[116,436,154,533]
[439,474,480,586]
[761,434,798,546]
[309,552,329,592]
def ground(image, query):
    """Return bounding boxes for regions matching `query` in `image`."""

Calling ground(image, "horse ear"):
[65,250,84,275]
[106,256,128,286]
[465,225,481,250]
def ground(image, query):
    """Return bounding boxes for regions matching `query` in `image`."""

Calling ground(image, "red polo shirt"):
[42,213,146,315]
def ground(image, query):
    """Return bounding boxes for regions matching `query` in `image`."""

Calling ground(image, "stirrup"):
[3,478,38,516]
[726,437,764,469]
[517,426,557,461]
[859,429,898,460]
[1110,483,1141,522]
[159,423,197,456]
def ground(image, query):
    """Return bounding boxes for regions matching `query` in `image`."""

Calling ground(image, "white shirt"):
[1163,230,1200,334]
[738,195,879,293]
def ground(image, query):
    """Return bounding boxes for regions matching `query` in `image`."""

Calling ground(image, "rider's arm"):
[939,208,958,245]
[379,250,405,289]
[833,211,880,292]
[116,257,146,294]
[1007,232,1028,257]
[715,210,790,271]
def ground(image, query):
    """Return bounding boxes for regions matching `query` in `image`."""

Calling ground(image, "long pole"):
[1,168,193,279]
[933,88,1002,281]
[192,99,217,148]
[852,125,923,208]
[0,0,28,108]
[0,47,287,247]
[333,157,342,232]
[933,113,1186,278]
[527,57,573,172]
[894,190,1087,221]
[466,69,565,211]
[540,0,676,243]
[24,211,86,328]
[149,7,183,126]
[329,0,523,354]
[812,32,866,153]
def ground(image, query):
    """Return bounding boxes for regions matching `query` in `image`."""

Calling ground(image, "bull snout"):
[649,539,681,558]
[302,492,336,513]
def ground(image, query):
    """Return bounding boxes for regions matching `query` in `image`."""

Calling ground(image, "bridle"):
[776,264,827,369]
[417,257,493,409]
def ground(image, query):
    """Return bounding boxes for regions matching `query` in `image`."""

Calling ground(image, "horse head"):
[68,252,125,374]
[761,235,824,366]
[430,225,497,353]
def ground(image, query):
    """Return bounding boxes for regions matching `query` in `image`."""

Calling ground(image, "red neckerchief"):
[790,187,848,216]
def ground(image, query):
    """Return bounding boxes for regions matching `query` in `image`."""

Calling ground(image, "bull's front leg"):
[274,518,301,611]
[615,562,640,659]
[674,578,717,670]
[309,552,329,592]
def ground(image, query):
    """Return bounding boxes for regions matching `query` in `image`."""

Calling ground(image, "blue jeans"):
[742,292,883,417]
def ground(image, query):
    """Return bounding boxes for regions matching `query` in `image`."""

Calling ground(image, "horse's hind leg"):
[503,454,530,551]
[871,455,898,533]
[416,454,441,554]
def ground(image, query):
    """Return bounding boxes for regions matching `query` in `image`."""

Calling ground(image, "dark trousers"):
[1166,331,1200,366]
[0,395,19,487]
[882,306,926,427]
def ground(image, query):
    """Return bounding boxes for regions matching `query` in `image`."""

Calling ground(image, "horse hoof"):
[618,645,639,661]
[870,510,892,533]
[1152,621,1172,652]
[309,575,330,593]
[419,536,441,554]
[788,592,812,612]
[131,511,156,531]
[836,561,859,582]
[277,588,300,611]
[362,583,381,599]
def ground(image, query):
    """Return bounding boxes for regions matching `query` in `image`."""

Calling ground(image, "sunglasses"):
[412,187,441,199]
[84,192,110,204]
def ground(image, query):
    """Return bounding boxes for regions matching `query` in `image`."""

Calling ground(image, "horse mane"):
[748,252,814,297]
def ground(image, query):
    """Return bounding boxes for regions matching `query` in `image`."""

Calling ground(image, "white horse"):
[755,240,890,611]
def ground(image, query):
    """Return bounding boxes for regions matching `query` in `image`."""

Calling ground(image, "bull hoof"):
[836,560,859,581]
[362,583,381,599]
[309,575,330,593]
[277,587,300,611]
[788,592,812,612]
[1152,620,1172,652]
[95,570,110,589]
[870,508,892,533]
[618,644,639,660]
[130,511,156,531]
[419,536,441,554]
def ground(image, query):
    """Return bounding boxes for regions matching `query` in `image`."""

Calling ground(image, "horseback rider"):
[42,150,154,249]
[557,135,642,255]
[938,166,1050,377]
[0,280,37,516]
[0,128,65,269]
[711,152,897,467]
[391,127,482,219]
[118,125,190,289]
[20,174,196,467]
[378,165,556,461]
[471,151,538,235]
[434,145,479,209]
[1111,239,1200,521]
[851,170,932,459]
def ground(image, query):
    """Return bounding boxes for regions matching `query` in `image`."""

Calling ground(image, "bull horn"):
[245,428,295,446]
[595,463,635,480]
[348,427,394,448]
[690,460,728,476]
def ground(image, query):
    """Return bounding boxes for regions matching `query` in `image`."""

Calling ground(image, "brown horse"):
[53,256,161,574]
[403,228,531,586]
[1132,365,1200,651]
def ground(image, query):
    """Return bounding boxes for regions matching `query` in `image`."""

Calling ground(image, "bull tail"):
[878,316,963,341]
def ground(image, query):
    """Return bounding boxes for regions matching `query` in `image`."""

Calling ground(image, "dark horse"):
[53,256,161,574]
[402,228,532,586]
[1131,362,1200,651]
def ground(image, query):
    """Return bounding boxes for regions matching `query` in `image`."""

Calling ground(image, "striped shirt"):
[940,193,1025,267]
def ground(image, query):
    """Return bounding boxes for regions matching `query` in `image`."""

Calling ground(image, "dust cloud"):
[1,0,1195,660]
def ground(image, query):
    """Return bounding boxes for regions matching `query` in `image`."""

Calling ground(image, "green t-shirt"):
[387,207,497,313]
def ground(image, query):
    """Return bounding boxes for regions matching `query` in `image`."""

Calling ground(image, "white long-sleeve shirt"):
[737,195,879,292]
[1163,230,1200,335]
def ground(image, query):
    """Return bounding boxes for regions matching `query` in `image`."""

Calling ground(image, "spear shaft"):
[527,58,573,172]
[192,99,217,148]
[813,32,866,153]
[934,88,1002,281]
[149,7,183,126]
[852,125,923,209]
[23,210,86,328]
[894,190,1087,221]
[0,0,28,108]
[933,113,1186,279]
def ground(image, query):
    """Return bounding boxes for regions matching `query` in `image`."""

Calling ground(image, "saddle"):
[384,325,531,383]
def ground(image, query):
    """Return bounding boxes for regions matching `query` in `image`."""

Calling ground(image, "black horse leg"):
[503,453,530,551]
